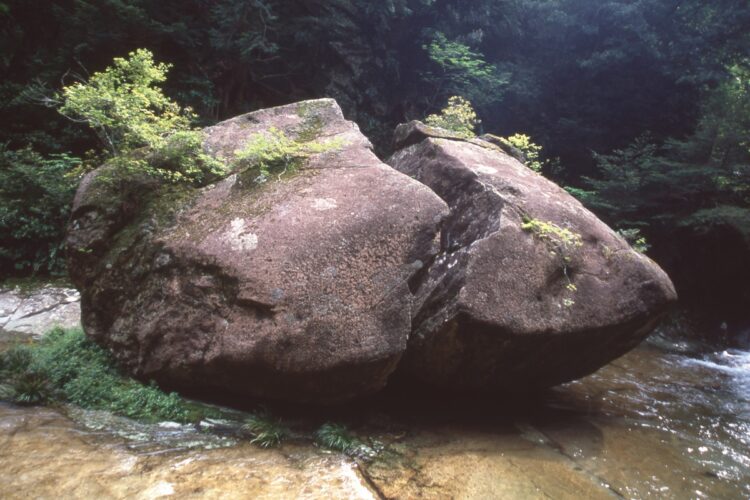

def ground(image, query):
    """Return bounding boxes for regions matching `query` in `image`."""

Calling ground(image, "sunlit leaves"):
[58,49,194,156]
[425,95,480,138]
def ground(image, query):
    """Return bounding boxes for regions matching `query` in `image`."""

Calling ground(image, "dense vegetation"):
[0,327,204,421]
[1,0,749,336]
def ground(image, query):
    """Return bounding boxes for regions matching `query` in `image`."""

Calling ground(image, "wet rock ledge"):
[65,98,676,403]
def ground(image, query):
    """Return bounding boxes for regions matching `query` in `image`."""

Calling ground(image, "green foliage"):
[425,96,480,138]
[568,135,670,228]
[57,49,226,185]
[423,32,509,106]
[314,422,375,459]
[573,64,750,239]
[242,410,290,448]
[0,146,80,275]
[0,327,201,423]
[617,228,650,253]
[679,206,750,254]
[58,49,193,156]
[235,127,344,182]
[499,134,546,173]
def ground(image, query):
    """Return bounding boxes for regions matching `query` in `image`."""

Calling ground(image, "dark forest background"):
[1,0,749,339]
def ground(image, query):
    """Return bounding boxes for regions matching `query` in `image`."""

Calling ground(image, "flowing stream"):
[1,334,748,499]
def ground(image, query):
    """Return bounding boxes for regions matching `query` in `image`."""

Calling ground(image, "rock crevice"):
[387,121,677,392]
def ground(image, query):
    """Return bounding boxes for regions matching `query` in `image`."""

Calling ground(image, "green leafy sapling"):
[425,96,480,138]
[499,134,545,173]
[56,49,226,185]
[58,49,193,156]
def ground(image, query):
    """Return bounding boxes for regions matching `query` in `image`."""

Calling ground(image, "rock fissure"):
[387,121,676,393]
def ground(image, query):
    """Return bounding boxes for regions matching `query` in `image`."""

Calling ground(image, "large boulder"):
[387,122,677,392]
[66,99,447,403]
[66,101,677,404]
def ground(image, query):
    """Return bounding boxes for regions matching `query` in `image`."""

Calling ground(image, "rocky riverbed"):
[0,283,80,338]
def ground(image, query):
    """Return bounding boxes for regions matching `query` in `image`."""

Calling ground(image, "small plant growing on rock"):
[425,96,480,138]
[521,216,583,307]
[617,228,650,253]
[235,127,344,182]
[499,134,545,173]
[314,422,376,460]
[147,130,227,185]
[521,217,583,256]
[242,410,290,448]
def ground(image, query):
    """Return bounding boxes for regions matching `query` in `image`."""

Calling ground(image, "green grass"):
[242,410,291,448]
[0,327,211,423]
[314,422,377,459]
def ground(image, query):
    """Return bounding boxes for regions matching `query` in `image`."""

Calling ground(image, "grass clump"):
[242,410,290,448]
[0,327,202,423]
[234,127,344,183]
[314,422,376,460]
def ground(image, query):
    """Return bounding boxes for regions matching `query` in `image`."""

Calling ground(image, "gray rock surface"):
[387,122,677,392]
[0,286,81,337]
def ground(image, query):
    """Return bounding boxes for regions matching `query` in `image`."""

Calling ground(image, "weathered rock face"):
[387,122,677,392]
[0,286,80,337]
[66,101,677,404]
[66,99,447,403]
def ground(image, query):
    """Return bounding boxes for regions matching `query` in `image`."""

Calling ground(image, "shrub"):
[57,49,226,185]
[235,127,344,182]
[0,146,80,275]
[499,134,546,173]
[58,49,193,156]
[425,96,480,138]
